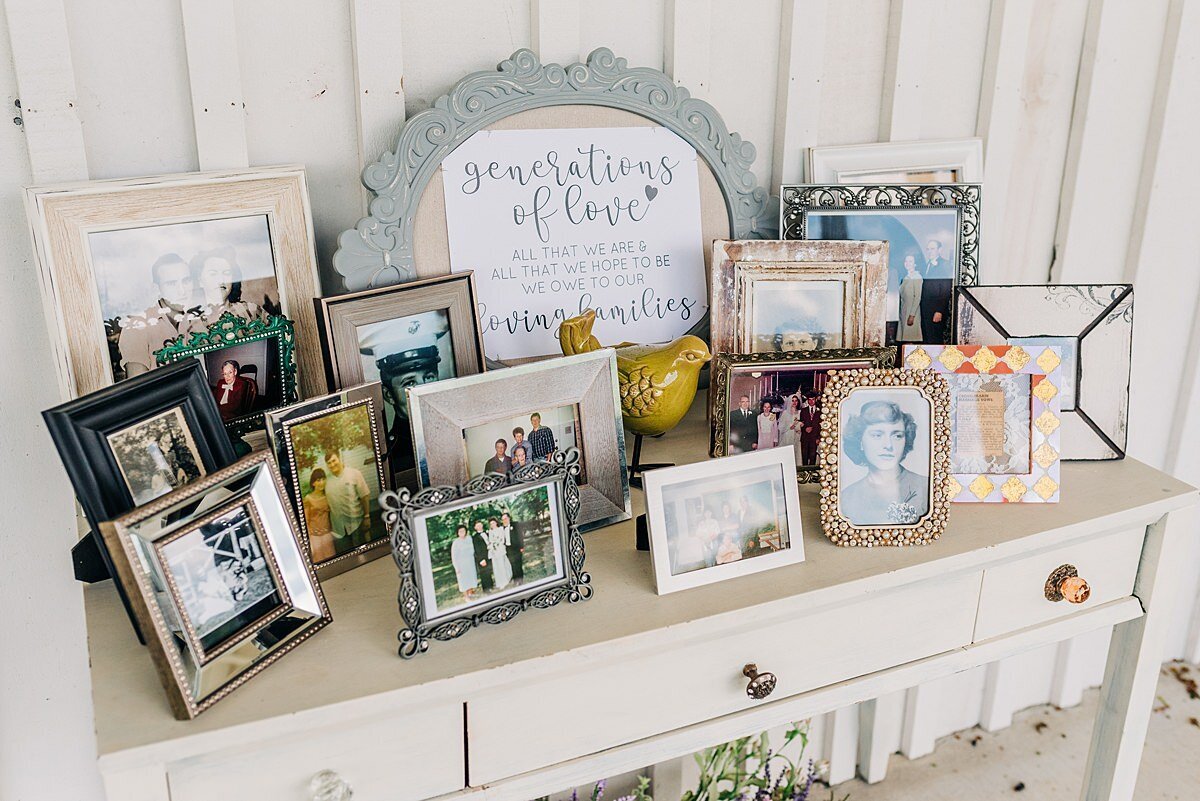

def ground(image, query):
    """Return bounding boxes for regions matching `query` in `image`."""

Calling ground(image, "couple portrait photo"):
[417,483,565,620]
[88,215,282,383]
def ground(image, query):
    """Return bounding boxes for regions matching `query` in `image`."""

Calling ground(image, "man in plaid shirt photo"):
[527,412,557,461]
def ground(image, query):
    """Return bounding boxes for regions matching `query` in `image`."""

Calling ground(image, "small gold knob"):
[1045,564,1091,604]
[743,664,777,700]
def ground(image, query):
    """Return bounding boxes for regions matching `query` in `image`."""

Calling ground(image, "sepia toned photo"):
[106,406,206,505]
[947,373,1032,476]
[89,215,281,383]
[462,404,585,482]
[749,280,845,353]
[413,482,566,621]
[158,503,284,656]
[837,387,932,527]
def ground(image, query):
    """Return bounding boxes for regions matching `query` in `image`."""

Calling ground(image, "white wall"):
[2,0,1198,798]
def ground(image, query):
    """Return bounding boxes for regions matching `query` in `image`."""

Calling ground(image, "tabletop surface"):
[84,401,1197,758]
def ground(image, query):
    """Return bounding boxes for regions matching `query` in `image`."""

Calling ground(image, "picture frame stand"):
[634,513,650,552]
[628,433,673,491]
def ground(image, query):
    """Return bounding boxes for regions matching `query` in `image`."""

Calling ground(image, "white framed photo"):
[643,448,805,594]
[807,138,984,184]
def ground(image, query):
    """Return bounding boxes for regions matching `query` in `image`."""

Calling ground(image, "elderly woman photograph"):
[838,397,930,526]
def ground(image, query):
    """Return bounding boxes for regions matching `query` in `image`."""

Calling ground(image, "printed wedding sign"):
[441,126,707,361]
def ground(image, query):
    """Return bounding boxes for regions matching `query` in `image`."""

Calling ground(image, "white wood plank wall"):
[1,1,1197,798]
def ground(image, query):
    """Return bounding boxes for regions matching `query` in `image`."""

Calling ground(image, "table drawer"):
[973,527,1145,642]
[467,571,982,784]
[168,702,463,801]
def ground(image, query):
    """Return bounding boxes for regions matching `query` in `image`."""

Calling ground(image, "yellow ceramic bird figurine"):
[559,309,711,437]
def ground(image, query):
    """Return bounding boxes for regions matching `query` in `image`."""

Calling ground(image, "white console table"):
[83,405,1197,801]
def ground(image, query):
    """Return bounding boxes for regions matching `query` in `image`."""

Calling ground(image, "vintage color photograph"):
[356,309,457,477]
[658,462,792,576]
[202,338,283,425]
[415,482,565,621]
[106,406,206,505]
[725,361,865,465]
[837,387,933,526]
[806,208,957,345]
[158,503,283,655]
[462,404,584,480]
[89,215,281,383]
[286,402,386,562]
[749,280,845,353]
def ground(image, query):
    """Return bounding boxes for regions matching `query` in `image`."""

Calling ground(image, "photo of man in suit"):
[919,238,953,344]
[729,395,759,454]
[798,391,823,466]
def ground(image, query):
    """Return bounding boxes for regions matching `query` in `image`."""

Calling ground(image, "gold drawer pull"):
[1045,564,1091,604]
[743,663,777,700]
[310,769,353,801]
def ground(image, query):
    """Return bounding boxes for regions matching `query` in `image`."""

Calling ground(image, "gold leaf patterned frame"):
[817,368,952,547]
[902,345,1061,503]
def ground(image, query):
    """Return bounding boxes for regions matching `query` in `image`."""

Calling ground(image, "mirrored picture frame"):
[710,239,889,356]
[387,449,589,658]
[316,272,486,491]
[407,350,630,532]
[99,451,331,719]
[902,344,1062,503]
[955,284,1133,460]
[780,184,981,345]
[817,367,952,546]
[807,138,984,184]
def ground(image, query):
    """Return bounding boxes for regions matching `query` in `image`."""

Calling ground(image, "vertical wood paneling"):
[180,0,250,171]
[771,0,825,187]
[531,0,582,65]
[856,690,904,783]
[1051,627,1113,708]
[3,0,88,182]
[823,706,859,785]
[900,667,985,759]
[979,645,1056,732]
[664,0,712,98]
[350,0,407,210]
[818,1,890,145]
[580,0,666,71]
[878,0,934,142]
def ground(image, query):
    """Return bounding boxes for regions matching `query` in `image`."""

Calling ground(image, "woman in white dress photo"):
[756,400,778,451]
[485,518,513,590]
[777,394,803,463]
[898,254,924,343]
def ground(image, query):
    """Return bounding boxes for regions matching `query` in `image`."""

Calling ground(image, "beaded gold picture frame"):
[817,368,951,547]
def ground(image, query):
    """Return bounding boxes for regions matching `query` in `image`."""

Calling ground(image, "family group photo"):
[462,404,585,481]
[416,483,565,620]
[837,387,933,526]
[88,215,282,383]
[805,208,957,344]
[289,403,387,563]
[158,503,282,655]
[658,464,792,576]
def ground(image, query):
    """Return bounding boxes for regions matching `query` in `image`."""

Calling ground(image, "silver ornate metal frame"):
[333,48,775,291]
[385,448,590,659]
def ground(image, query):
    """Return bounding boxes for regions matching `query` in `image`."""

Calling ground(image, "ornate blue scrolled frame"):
[332,47,776,291]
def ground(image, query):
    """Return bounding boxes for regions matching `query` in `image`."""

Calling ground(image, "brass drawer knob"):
[1045,564,1091,604]
[743,663,777,700]
[310,770,353,801]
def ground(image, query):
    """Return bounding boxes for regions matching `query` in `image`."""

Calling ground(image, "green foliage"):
[291,405,373,472]
[424,484,550,564]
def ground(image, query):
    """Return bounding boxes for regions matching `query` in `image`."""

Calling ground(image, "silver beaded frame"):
[817,368,952,547]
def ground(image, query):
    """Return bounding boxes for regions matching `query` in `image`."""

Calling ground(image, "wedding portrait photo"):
[837,387,933,527]
[106,406,206,505]
[413,482,566,622]
[461,404,585,480]
[806,208,958,344]
[748,279,845,353]
[356,309,457,479]
[158,503,283,656]
[88,215,281,383]
[285,401,387,564]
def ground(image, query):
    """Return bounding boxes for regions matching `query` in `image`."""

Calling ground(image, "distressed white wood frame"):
[956,284,1133,461]
[643,447,805,595]
[408,350,630,532]
[24,166,326,400]
[807,138,984,184]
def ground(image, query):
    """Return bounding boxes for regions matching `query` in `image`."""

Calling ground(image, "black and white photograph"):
[106,406,206,505]
[462,404,585,481]
[837,387,932,527]
[356,309,457,477]
[201,338,283,425]
[643,449,804,594]
[88,216,281,383]
[749,280,845,352]
[806,208,957,345]
[158,503,284,656]
[413,482,566,621]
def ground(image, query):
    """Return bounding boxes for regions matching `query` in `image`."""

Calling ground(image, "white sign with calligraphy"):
[440,126,707,361]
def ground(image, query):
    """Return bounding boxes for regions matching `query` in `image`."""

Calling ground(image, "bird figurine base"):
[627,432,673,491]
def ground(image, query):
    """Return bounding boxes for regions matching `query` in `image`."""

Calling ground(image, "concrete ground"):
[831,662,1200,800]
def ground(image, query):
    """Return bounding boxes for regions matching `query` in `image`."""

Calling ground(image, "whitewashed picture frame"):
[643,448,805,594]
[807,138,984,184]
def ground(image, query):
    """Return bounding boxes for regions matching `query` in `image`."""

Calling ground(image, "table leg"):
[1080,513,1186,801]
